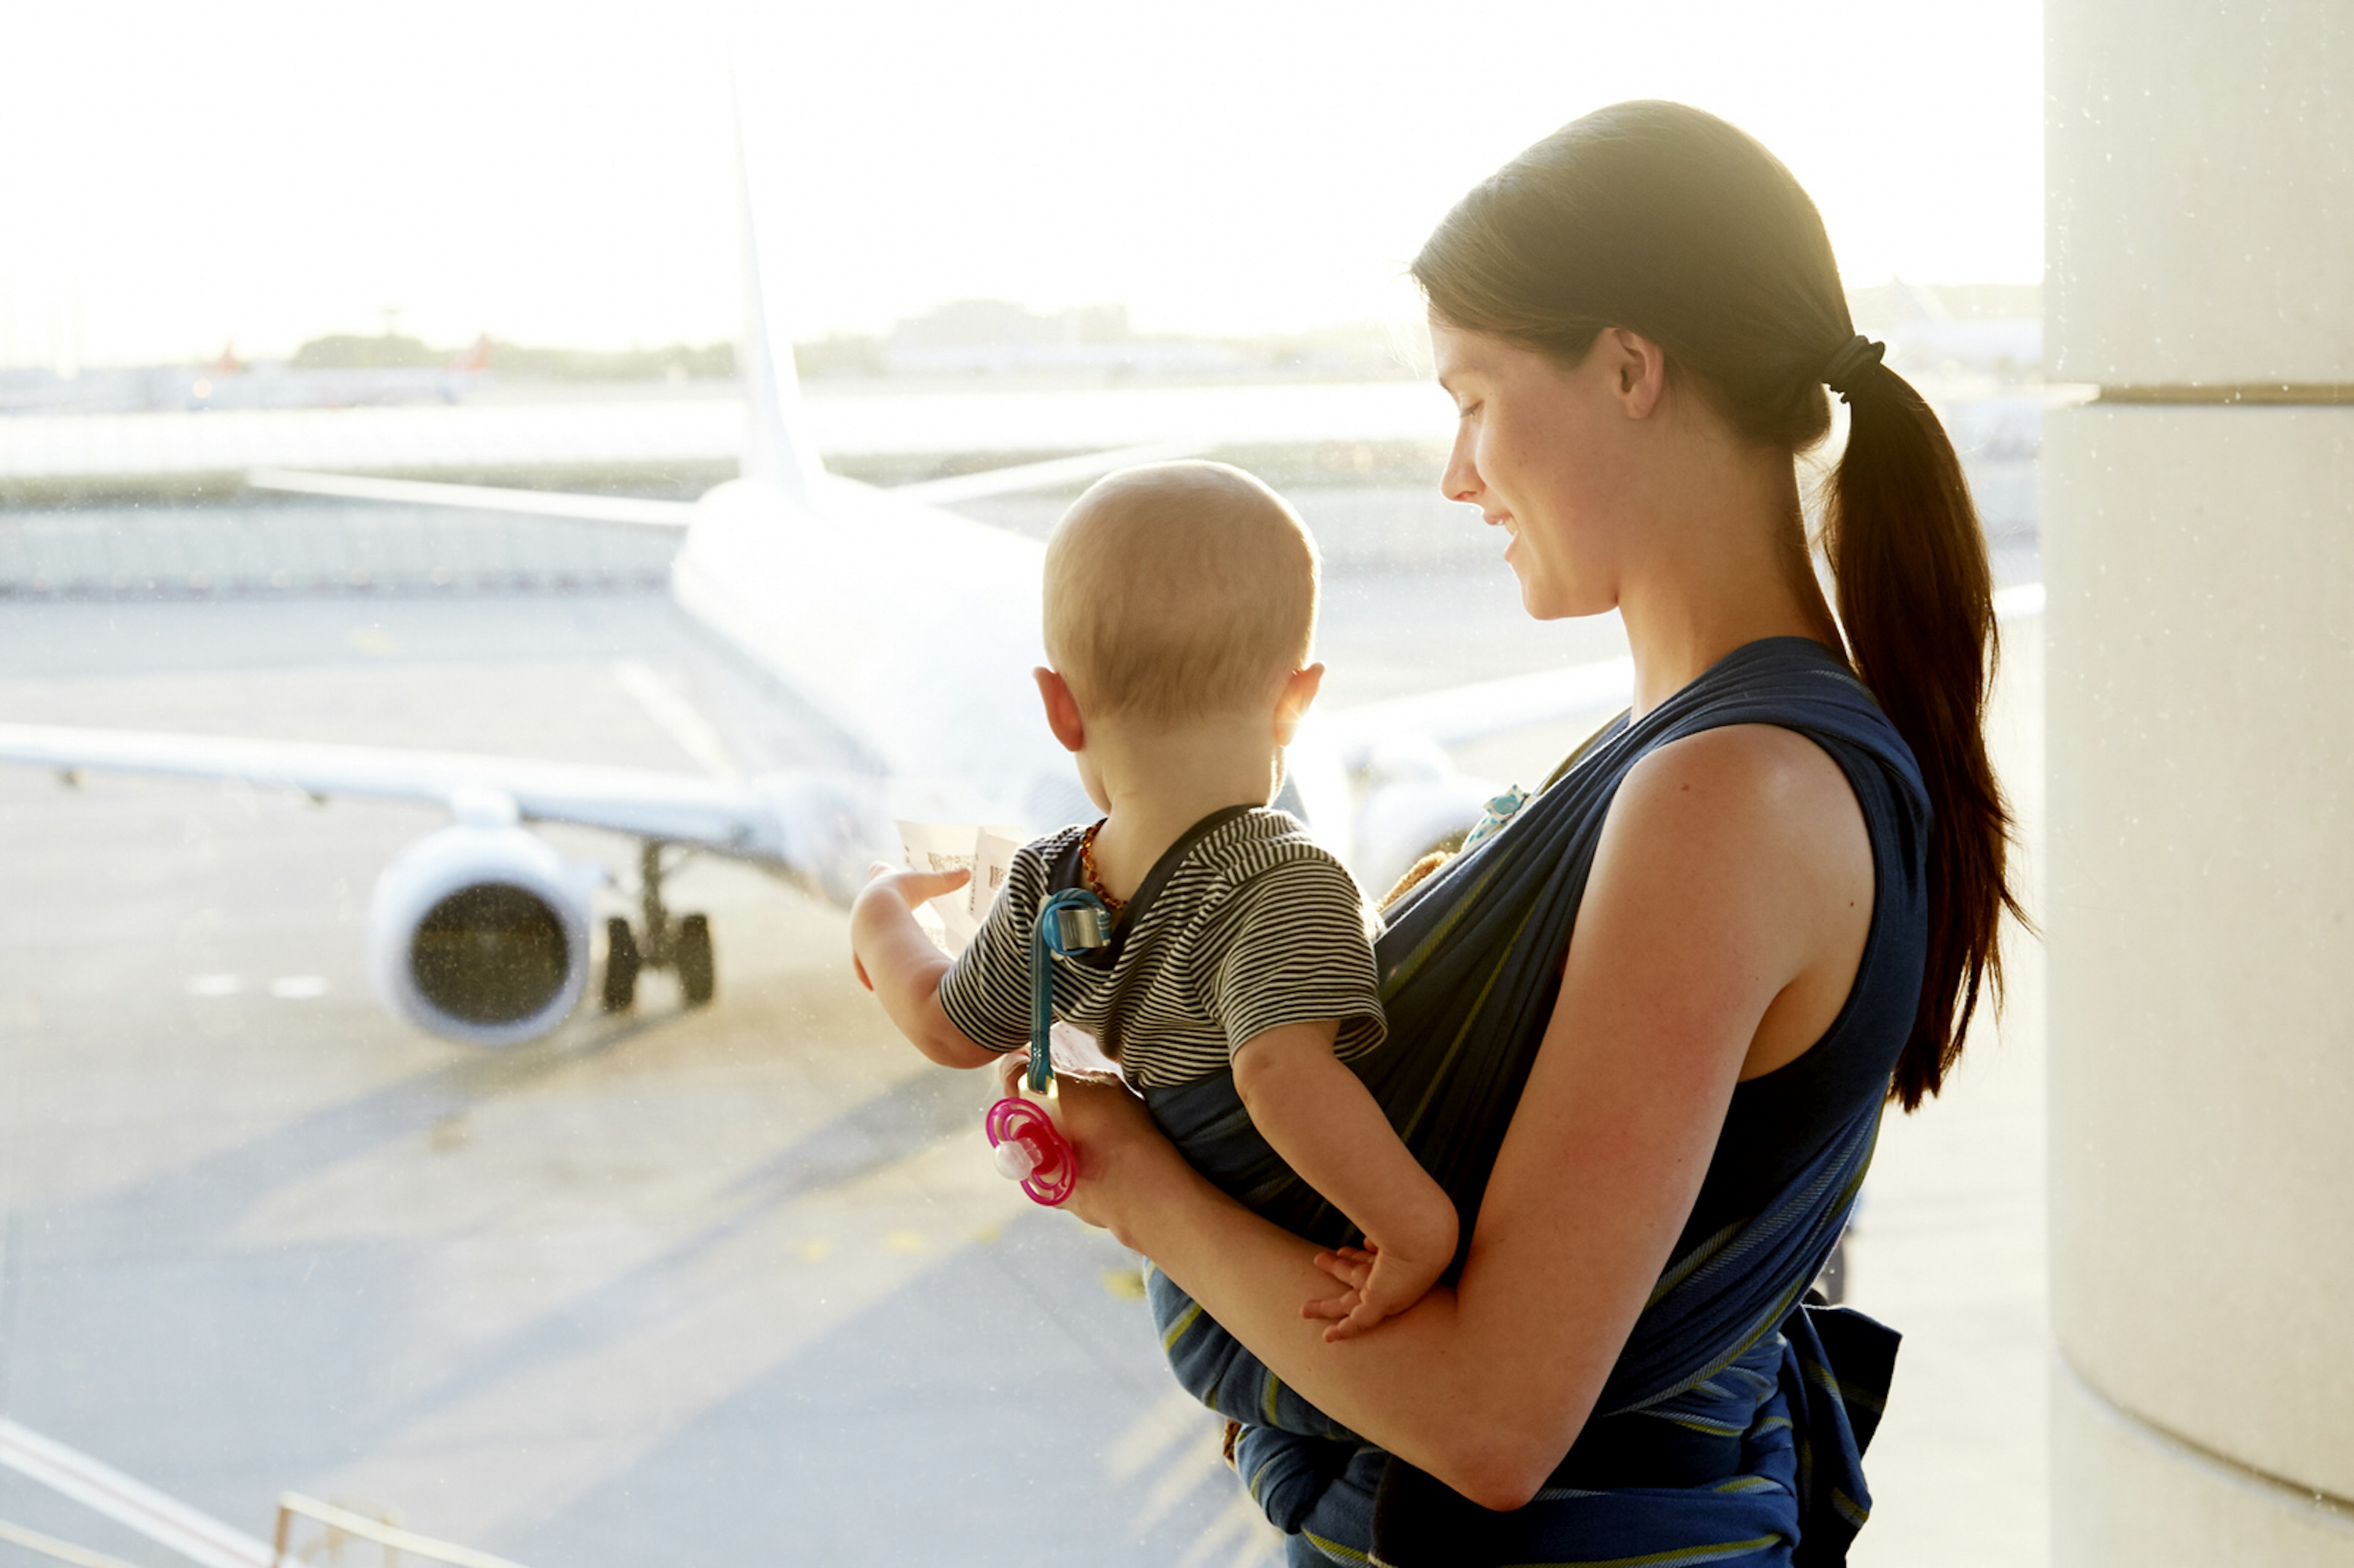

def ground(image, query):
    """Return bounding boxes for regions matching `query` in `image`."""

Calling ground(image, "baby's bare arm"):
[848,869,998,1068]
[1232,1021,1458,1333]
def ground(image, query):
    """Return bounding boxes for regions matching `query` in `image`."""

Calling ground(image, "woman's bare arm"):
[1058,725,1870,1509]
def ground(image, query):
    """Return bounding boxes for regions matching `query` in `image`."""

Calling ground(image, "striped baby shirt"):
[936,805,1385,1088]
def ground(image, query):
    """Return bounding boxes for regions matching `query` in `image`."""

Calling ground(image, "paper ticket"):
[897,821,1024,954]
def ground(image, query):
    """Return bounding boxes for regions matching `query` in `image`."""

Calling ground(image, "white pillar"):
[2046,0,2354,1558]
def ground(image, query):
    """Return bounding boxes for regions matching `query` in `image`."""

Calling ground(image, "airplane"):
[0,104,2050,1054]
[0,104,1591,1054]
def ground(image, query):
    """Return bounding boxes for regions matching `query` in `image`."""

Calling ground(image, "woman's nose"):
[1441,430,1481,506]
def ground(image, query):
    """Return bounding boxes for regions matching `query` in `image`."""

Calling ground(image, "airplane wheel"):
[602,917,641,1012]
[676,913,715,1007]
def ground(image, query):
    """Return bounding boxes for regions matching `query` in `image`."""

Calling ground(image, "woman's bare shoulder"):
[1594,722,1873,1075]
[1607,721,1865,875]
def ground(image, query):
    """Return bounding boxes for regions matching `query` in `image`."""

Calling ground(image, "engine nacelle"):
[368,821,596,1046]
[1352,737,1504,899]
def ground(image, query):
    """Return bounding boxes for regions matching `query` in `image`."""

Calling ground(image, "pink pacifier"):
[985,1097,1076,1206]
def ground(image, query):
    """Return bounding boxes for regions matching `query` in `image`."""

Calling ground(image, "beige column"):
[2046,0,2354,1559]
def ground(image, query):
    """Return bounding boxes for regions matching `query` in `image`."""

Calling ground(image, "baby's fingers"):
[1312,1249,1374,1290]
[1301,1289,1359,1323]
[897,867,970,904]
[1322,1296,1394,1344]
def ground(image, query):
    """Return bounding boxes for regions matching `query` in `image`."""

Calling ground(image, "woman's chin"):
[1512,575,1601,623]
[1509,568,1564,620]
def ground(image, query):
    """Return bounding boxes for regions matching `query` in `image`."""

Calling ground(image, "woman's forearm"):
[1116,1146,1587,1509]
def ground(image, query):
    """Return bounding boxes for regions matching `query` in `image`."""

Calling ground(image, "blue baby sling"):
[1141,637,1920,1566]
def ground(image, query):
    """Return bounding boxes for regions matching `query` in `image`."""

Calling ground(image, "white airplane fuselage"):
[666,469,1364,899]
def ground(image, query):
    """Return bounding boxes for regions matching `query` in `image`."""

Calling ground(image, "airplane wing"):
[244,435,1213,525]
[1322,581,2046,770]
[1321,657,1637,772]
[0,723,799,862]
[245,468,698,528]
[880,438,1209,504]
[0,584,2050,886]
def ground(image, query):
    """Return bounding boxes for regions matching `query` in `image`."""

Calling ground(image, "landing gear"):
[601,917,642,1012]
[676,913,715,1007]
[601,842,715,1012]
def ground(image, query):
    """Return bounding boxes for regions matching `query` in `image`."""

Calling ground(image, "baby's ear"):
[1271,663,1325,745]
[1034,667,1087,753]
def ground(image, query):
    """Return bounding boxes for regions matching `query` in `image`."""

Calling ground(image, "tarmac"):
[0,539,2049,1565]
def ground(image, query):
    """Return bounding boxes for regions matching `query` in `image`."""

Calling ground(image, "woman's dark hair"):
[1412,101,2022,1109]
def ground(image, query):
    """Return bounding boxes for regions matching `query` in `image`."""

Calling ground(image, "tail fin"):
[730,66,826,506]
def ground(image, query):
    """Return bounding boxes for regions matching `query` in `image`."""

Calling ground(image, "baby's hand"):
[848,863,969,991]
[862,862,970,910]
[1301,1242,1446,1343]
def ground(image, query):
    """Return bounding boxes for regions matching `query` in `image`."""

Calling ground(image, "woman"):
[1029,101,2019,1565]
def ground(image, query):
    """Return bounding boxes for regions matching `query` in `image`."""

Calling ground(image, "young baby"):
[849,460,1455,1339]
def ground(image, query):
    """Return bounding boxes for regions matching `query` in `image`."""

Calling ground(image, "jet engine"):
[368,814,597,1046]
[1351,737,1504,899]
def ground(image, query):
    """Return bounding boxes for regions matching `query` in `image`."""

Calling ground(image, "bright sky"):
[0,0,2042,367]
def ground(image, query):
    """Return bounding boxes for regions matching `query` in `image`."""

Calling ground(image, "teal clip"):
[1461,784,1529,851]
[1029,888,1111,1092]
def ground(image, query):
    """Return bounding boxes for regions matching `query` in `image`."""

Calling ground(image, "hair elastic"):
[1820,335,1886,403]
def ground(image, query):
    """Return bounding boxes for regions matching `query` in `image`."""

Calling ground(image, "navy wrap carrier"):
[1142,636,1927,1566]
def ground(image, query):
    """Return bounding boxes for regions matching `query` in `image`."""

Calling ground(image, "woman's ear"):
[1271,663,1326,747]
[1601,327,1668,420]
[1034,666,1087,753]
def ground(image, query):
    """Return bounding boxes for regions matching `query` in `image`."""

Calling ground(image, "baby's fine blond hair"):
[1043,461,1317,723]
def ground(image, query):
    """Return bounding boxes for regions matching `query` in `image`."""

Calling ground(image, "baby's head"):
[1040,461,1321,767]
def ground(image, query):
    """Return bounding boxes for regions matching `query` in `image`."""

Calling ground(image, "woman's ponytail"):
[1413,101,2027,1110]
[1826,360,2026,1108]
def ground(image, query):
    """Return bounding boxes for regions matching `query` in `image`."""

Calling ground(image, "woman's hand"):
[994,1051,1187,1249]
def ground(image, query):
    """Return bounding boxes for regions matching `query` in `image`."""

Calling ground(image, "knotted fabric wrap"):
[1143,637,1923,1566]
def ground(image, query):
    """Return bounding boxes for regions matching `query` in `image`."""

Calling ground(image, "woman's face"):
[1431,319,1654,621]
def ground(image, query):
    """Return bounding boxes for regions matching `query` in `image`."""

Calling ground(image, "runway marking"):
[1129,1422,1233,1536]
[297,1135,1031,1544]
[0,1418,273,1568]
[1105,1387,1211,1485]
[266,976,328,1000]
[611,661,741,782]
[1171,1492,1284,1568]
[0,1515,145,1568]
[184,975,242,998]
